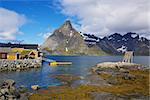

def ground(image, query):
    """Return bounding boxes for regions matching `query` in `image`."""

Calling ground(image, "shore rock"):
[0,79,20,100]
[84,74,109,86]
[92,62,147,76]
[96,62,144,69]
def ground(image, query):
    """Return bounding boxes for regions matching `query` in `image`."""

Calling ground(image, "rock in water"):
[31,85,40,90]
[4,79,15,87]
[41,20,106,55]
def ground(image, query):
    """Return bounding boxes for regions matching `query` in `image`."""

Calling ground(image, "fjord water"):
[0,56,149,88]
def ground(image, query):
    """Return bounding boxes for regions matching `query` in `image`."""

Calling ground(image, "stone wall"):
[0,59,42,71]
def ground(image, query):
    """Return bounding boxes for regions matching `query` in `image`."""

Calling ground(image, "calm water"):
[0,56,149,88]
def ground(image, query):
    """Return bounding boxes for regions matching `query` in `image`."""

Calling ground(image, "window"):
[1,53,7,59]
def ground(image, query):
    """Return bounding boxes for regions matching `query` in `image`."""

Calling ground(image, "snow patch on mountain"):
[108,36,113,40]
[122,38,127,41]
[131,34,138,38]
[117,45,127,53]
[117,40,121,42]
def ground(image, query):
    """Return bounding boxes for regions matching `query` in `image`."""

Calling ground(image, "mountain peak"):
[42,20,105,55]
[61,20,73,30]
[65,20,71,25]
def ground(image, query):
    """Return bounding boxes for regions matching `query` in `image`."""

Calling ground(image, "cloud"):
[37,26,54,40]
[38,32,52,39]
[0,8,26,40]
[58,0,149,37]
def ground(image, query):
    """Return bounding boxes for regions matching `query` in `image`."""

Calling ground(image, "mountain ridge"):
[42,20,149,56]
[84,32,150,56]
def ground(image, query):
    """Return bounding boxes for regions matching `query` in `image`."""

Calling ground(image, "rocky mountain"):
[83,32,150,56]
[42,20,106,55]
[42,20,149,56]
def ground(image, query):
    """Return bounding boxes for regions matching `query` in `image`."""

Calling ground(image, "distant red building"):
[0,53,7,59]
[0,48,11,59]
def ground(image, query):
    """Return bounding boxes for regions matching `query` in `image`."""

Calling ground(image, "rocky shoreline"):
[0,79,31,100]
[0,62,149,100]
[29,62,149,100]
[92,62,147,71]
[0,59,41,72]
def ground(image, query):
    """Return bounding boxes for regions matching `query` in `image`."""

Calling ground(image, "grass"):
[99,69,149,96]
[29,69,149,100]
[53,74,81,86]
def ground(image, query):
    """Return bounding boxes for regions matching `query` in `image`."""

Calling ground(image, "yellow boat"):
[49,61,72,66]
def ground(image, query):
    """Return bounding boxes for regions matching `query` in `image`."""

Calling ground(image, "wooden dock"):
[57,62,72,65]
[42,58,72,66]
[50,62,72,66]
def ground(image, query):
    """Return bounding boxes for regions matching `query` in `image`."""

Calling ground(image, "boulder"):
[7,95,16,100]
[31,85,40,90]
[4,79,15,87]
[119,68,129,73]
[16,65,21,69]
[122,74,136,80]
[0,88,9,95]
[0,79,21,99]
[96,62,142,70]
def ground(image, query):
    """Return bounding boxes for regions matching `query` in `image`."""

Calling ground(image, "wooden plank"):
[57,62,72,65]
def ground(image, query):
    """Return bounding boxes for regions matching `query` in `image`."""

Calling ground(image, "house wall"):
[7,54,17,60]
[30,50,39,59]
[0,48,40,60]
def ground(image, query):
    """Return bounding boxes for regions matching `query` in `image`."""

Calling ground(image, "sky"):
[0,0,149,44]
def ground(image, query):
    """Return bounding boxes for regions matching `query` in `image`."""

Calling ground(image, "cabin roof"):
[0,48,11,53]
[0,48,21,54]
[20,50,31,55]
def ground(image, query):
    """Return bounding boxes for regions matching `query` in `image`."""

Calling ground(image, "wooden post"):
[122,51,133,63]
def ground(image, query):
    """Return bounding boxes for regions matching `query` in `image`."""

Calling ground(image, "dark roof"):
[0,43,38,50]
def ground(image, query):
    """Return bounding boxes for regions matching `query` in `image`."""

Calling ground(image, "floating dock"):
[42,58,72,66]
[50,62,72,66]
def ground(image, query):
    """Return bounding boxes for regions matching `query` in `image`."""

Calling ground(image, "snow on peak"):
[138,37,146,42]
[131,34,138,38]
[117,45,127,53]
[122,38,127,41]
[108,36,113,40]
[70,31,73,37]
